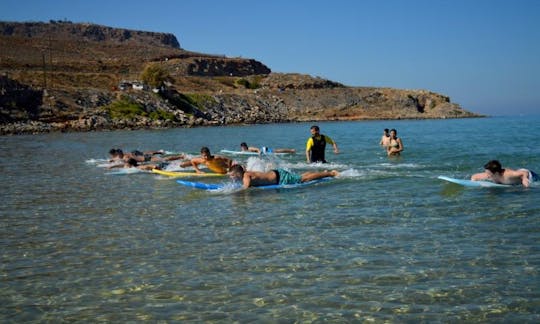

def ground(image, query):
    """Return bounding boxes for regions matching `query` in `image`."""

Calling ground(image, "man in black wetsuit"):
[305,125,339,163]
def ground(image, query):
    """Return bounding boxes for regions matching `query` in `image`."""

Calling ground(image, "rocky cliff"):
[0,21,481,135]
[1,21,180,48]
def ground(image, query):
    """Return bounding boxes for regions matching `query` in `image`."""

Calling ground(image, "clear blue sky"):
[2,0,539,115]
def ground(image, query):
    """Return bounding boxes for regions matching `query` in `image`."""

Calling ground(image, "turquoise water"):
[1,116,539,322]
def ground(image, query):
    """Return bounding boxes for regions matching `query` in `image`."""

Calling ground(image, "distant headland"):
[0,21,482,135]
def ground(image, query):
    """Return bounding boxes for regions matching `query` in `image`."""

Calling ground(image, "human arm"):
[190,157,205,173]
[144,150,164,155]
[179,160,192,168]
[521,171,531,187]
[137,164,158,171]
[509,169,532,187]
[326,136,339,154]
[242,172,252,189]
[305,138,313,162]
[163,154,186,161]
[471,172,490,181]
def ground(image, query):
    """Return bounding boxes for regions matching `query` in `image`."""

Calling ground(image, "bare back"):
[206,156,232,174]
[492,168,531,186]
[243,170,278,188]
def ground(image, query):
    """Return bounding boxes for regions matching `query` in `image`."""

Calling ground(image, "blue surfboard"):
[177,177,333,191]
[437,176,512,188]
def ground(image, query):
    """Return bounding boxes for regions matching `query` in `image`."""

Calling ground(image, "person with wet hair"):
[471,160,539,187]
[187,146,235,174]
[228,164,339,190]
[386,129,404,156]
[306,125,339,163]
[240,142,295,154]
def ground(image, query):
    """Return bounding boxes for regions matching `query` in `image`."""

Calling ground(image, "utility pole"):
[49,35,53,89]
[42,52,47,90]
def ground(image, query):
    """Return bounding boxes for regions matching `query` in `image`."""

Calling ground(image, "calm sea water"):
[1,116,539,322]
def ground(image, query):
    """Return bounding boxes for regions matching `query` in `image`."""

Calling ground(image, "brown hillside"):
[0,21,481,135]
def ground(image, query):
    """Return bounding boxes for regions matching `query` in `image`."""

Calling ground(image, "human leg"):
[300,170,338,182]
[274,148,296,153]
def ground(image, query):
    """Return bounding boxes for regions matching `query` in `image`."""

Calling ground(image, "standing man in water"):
[306,125,339,163]
[379,128,391,147]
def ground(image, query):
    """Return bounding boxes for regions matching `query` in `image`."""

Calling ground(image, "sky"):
[1,0,539,116]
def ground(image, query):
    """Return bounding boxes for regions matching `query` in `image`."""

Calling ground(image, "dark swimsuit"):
[273,170,280,184]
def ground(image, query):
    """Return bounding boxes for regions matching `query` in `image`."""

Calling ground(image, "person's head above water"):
[228,164,245,181]
[484,160,503,174]
[200,146,213,159]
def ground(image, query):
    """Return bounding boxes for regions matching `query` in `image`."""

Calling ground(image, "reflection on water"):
[1,117,540,321]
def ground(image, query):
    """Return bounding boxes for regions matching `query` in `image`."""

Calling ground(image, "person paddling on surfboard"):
[240,142,260,153]
[306,125,339,163]
[471,160,539,188]
[109,148,184,163]
[108,158,163,171]
[228,165,339,190]
[187,147,235,174]
[240,142,296,154]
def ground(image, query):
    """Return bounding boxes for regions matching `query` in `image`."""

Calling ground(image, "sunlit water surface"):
[1,116,539,322]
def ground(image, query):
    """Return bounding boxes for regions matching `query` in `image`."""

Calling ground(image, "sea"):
[1,116,539,322]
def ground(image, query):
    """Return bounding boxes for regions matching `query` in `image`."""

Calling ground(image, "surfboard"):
[106,168,145,175]
[152,169,225,178]
[176,177,333,191]
[437,176,512,188]
[220,149,289,156]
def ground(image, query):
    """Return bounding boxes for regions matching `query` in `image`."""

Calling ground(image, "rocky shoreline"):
[0,73,481,135]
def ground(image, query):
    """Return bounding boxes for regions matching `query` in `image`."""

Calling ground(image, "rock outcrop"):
[0,21,180,48]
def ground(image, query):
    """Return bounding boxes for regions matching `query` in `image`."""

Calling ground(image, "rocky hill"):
[0,21,481,135]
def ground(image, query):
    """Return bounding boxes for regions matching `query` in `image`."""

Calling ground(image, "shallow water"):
[1,116,540,322]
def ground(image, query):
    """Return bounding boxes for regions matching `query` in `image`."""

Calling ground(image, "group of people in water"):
[106,124,537,189]
[377,127,537,187]
[107,125,343,189]
[379,128,404,156]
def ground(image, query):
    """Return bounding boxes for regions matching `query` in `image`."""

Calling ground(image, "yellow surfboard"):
[152,169,225,178]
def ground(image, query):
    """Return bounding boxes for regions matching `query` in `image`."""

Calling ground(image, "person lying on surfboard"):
[108,158,164,171]
[228,164,339,190]
[185,146,235,174]
[240,142,296,154]
[471,160,539,188]
[109,148,185,163]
